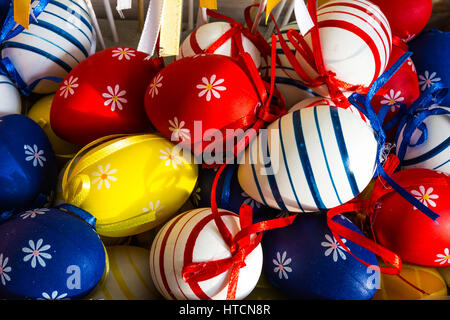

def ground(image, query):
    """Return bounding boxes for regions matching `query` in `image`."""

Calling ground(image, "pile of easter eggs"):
[0,0,448,301]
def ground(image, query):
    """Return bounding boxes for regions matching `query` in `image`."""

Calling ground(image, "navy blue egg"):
[0,0,11,26]
[190,164,279,222]
[0,205,106,299]
[0,114,57,215]
[262,213,378,300]
[409,29,450,107]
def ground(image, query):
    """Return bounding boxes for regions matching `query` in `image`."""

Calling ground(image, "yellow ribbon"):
[159,0,183,57]
[199,0,217,9]
[14,0,31,29]
[266,0,281,23]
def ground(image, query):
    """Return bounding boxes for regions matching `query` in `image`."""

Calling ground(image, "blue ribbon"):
[348,51,441,222]
[55,203,97,229]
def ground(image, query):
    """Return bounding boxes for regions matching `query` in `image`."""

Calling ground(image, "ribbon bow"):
[182,164,297,300]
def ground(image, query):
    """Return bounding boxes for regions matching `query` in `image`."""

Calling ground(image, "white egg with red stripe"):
[294,0,392,98]
[149,208,263,300]
[177,21,261,68]
[0,75,21,115]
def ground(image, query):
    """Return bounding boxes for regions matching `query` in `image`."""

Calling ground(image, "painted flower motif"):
[91,164,118,190]
[275,211,292,219]
[22,239,52,268]
[191,187,201,206]
[0,254,11,286]
[419,71,442,91]
[321,234,348,262]
[273,251,292,280]
[142,200,164,221]
[112,47,136,61]
[434,248,450,265]
[241,192,261,209]
[59,76,78,98]
[407,58,416,73]
[411,186,438,210]
[159,148,183,169]
[196,74,226,102]
[149,74,163,98]
[168,117,190,142]
[20,208,49,220]
[24,144,46,167]
[380,89,405,112]
[40,291,68,300]
[102,85,127,111]
[404,34,416,43]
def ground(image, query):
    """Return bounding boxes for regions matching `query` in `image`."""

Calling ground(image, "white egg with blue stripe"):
[262,22,317,108]
[396,106,450,173]
[238,104,378,212]
[0,0,95,94]
[0,74,21,115]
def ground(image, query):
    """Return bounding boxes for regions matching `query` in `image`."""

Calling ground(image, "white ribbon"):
[137,0,164,56]
[116,0,132,18]
[294,0,314,36]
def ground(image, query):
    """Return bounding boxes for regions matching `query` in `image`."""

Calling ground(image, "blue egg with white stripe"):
[261,213,379,300]
[0,0,95,94]
[238,104,378,212]
[0,74,21,115]
[396,106,450,173]
[262,22,317,108]
[0,205,106,299]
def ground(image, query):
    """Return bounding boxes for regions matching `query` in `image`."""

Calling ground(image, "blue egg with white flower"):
[261,213,379,300]
[409,29,450,107]
[190,164,279,221]
[0,204,106,299]
[0,114,57,217]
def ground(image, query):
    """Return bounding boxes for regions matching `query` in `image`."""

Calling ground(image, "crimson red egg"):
[371,169,450,267]
[371,0,432,42]
[50,47,162,146]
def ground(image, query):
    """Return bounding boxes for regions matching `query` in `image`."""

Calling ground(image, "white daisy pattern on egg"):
[102,85,127,111]
[418,71,442,91]
[40,291,68,300]
[321,234,349,262]
[241,192,261,209]
[0,253,11,286]
[380,89,405,112]
[91,164,118,190]
[159,148,183,169]
[411,186,438,210]
[434,248,450,265]
[273,251,292,280]
[20,208,49,220]
[191,187,201,206]
[168,117,190,142]
[407,58,416,73]
[143,200,164,220]
[24,144,46,167]
[59,76,78,99]
[112,47,136,61]
[22,239,52,268]
[149,74,163,98]
[196,75,226,102]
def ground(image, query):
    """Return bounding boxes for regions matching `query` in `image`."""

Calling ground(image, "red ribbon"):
[182,164,297,300]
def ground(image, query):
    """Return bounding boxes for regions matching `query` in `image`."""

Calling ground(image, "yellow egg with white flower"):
[61,134,199,237]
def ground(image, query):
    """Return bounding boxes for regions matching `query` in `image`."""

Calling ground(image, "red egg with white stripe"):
[294,0,392,98]
[177,22,261,68]
[149,208,263,300]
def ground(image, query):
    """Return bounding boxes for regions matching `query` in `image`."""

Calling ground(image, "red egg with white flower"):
[50,47,162,146]
[371,168,450,267]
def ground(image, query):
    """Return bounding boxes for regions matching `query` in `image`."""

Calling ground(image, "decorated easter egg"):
[371,43,420,138]
[262,22,317,109]
[290,0,391,98]
[191,165,277,220]
[51,47,161,146]
[0,205,106,299]
[238,104,378,212]
[0,114,57,215]
[27,94,81,163]
[0,74,21,115]
[150,208,263,300]
[0,0,95,94]
[88,246,161,300]
[372,261,448,300]
[396,106,450,173]
[61,134,198,237]
[409,29,450,107]
[144,54,277,158]
[371,168,450,267]
[371,0,432,43]
[262,213,378,300]
[178,21,261,68]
